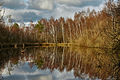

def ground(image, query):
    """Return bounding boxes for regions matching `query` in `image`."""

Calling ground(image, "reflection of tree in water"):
[0,47,120,80]
[0,48,22,77]
[31,47,120,80]
[0,49,20,70]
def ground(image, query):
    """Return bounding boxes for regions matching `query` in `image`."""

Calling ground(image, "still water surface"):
[0,47,120,80]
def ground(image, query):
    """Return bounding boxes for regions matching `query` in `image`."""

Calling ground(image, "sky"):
[0,0,106,23]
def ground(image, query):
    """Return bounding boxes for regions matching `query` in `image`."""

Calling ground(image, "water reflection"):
[0,47,120,80]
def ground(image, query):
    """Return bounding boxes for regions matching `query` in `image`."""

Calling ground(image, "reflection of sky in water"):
[1,47,108,80]
[2,62,84,80]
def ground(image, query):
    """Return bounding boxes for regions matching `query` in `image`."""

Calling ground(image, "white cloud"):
[51,4,78,19]
[1,0,26,9]
[0,0,105,22]
[28,0,54,10]
[4,8,41,22]
[47,2,104,19]
[56,0,104,7]
[56,0,84,5]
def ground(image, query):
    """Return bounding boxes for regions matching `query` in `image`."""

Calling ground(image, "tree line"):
[0,0,120,49]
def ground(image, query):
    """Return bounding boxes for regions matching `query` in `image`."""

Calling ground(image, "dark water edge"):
[0,47,119,80]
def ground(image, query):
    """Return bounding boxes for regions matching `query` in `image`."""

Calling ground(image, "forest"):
[0,0,120,50]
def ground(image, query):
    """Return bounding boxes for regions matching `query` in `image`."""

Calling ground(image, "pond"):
[0,47,120,80]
